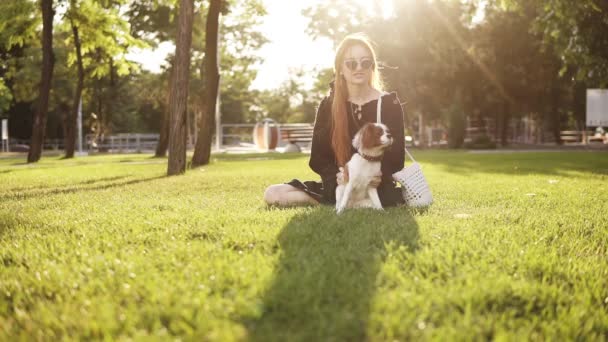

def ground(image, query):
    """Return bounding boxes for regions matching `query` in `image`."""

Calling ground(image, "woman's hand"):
[369,171,382,188]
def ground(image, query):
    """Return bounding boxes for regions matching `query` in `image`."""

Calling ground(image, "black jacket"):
[308,91,406,206]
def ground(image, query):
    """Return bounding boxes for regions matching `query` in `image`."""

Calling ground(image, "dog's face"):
[352,123,393,153]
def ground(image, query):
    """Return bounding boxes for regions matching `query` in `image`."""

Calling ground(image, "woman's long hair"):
[331,34,384,167]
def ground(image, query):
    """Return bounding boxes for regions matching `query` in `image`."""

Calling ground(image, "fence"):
[221,123,256,145]
[79,123,308,153]
[86,133,167,153]
[83,124,314,153]
[6,138,65,152]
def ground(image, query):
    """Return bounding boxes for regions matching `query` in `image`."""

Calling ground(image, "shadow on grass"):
[415,151,608,176]
[0,175,165,201]
[212,152,308,162]
[3,155,161,168]
[4,175,131,193]
[244,208,419,341]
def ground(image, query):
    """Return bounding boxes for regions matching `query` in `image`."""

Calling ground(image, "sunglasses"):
[343,58,375,71]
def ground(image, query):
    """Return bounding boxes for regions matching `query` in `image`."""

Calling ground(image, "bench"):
[279,123,314,152]
[560,130,584,143]
[560,130,606,144]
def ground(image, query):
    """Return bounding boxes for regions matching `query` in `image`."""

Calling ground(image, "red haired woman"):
[264,34,405,207]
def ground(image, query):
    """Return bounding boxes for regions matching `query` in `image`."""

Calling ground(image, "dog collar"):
[359,152,383,162]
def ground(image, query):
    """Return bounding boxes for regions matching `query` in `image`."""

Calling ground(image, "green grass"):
[1,151,607,341]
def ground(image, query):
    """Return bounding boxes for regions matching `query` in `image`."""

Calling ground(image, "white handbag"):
[376,94,433,207]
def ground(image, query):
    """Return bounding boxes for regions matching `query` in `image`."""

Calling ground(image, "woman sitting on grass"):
[264,33,406,207]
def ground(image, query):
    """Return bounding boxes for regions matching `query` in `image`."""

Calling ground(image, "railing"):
[5,138,65,151]
[5,125,605,155]
[4,123,315,154]
[221,124,256,145]
[86,133,167,153]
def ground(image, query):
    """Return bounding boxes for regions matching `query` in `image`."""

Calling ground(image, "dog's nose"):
[386,133,392,139]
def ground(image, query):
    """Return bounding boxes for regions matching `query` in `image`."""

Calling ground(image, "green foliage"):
[0,0,38,50]
[126,0,178,43]
[304,0,608,139]
[253,69,326,124]
[0,78,12,113]
[62,0,147,79]
[303,0,366,42]
[0,0,42,107]
[205,0,268,124]
[162,0,270,125]
[0,0,151,140]
[480,0,608,86]
[305,1,477,121]
[1,152,608,339]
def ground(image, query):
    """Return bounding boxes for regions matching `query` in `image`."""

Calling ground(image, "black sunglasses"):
[344,58,375,71]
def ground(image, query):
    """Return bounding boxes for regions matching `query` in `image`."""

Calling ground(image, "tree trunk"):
[167,0,194,175]
[28,0,55,163]
[155,105,170,157]
[418,113,426,148]
[154,68,175,158]
[65,18,84,158]
[551,81,562,145]
[500,101,510,147]
[192,0,221,167]
[573,81,587,143]
[107,58,116,135]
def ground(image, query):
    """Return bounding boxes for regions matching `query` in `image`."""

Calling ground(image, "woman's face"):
[341,44,374,86]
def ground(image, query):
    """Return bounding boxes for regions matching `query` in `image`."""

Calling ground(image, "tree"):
[252,68,330,124]
[473,0,608,142]
[0,0,38,115]
[303,0,605,146]
[28,0,54,163]
[64,2,84,158]
[61,0,145,158]
[167,0,194,175]
[191,0,221,167]
[304,1,472,142]
[155,65,171,157]
[511,0,607,85]
[134,0,266,156]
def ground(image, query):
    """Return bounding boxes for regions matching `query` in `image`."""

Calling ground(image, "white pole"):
[77,98,83,154]
[1,119,8,152]
[215,88,221,150]
[418,113,424,147]
[215,16,222,151]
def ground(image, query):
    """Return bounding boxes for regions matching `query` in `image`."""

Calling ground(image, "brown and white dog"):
[336,122,393,214]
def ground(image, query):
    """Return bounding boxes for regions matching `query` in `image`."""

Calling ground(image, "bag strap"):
[376,93,383,124]
[404,146,416,163]
[376,92,417,164]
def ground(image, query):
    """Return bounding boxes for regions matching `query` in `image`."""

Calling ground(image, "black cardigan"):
[308,91,406,206]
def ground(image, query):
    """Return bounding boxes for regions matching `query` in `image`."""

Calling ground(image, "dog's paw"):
[336,206,345,215]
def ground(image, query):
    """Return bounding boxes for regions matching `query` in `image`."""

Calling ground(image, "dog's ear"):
[361,123,378,149]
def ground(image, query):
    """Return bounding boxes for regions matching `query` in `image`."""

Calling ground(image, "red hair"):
[331,34,384,167]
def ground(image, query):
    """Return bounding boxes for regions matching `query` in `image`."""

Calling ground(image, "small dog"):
[336,122,393,214]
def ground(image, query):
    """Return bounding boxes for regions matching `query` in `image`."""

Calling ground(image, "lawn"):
[1,151,607,341]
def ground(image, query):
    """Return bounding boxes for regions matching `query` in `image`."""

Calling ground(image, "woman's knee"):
[264,184,286,204]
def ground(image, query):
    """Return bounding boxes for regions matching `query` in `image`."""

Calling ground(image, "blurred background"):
[1,0,607,153]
